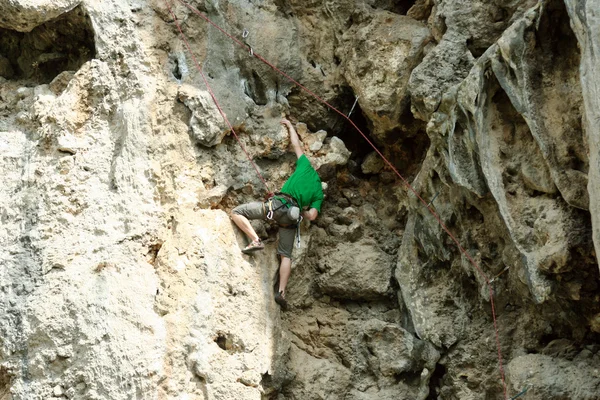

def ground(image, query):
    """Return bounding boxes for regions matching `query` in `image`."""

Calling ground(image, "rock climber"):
[230,118,324,309]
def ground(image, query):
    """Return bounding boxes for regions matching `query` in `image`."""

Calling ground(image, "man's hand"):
[281,117,303,158]
[303,208,318,221]
[281,118,293,128]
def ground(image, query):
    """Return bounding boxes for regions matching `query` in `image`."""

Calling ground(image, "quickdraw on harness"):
[264,193,303,248]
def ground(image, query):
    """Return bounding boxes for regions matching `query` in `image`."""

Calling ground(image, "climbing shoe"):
[274,291,288,310]
[242,239,264,254]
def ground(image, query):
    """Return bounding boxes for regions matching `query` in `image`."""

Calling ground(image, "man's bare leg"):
[278,256,292,297]
[230,214,260,242]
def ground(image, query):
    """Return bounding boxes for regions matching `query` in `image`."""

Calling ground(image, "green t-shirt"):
[280,155,324,212]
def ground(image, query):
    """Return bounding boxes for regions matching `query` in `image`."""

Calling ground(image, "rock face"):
[176,85,229,147]
[340,11,432,140]
[154,209,284,399]
[1,0,600,400]
[316,239,393,300]
[0,0,81,32]
[565,0,600,284]
[506,352,600,400]
[0,4,95,83]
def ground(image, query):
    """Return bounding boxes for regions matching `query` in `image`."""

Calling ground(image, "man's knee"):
[231,206,243,218]
[231,203,252,218]
[231,202,265,221]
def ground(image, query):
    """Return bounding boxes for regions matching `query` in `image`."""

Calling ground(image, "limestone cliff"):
[1,0,599,399]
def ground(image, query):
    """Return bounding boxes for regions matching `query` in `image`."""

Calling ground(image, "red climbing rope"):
[166,0,507,397]
[163,0,272,196]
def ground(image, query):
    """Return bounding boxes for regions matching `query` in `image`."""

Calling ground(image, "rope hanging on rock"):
[165,0,508,398]
[163,0,272,196]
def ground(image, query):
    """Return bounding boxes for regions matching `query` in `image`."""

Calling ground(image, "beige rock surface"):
[153,209,283,399]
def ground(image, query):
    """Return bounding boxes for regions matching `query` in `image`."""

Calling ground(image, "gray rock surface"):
[396,211,470,348]
[177,84,229,147]
[565,0,600,274]
[506,353,600,400]
[339,11,431,140]
[408,37,474,122]
[316,239,393,300]
[361,151,385,174]
[283,305,438,400]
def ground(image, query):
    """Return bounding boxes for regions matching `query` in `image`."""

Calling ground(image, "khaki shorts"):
[232,199,297,259]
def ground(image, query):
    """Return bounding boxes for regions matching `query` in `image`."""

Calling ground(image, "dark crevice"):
[286,83,344,133]
[0,5,95,84]
[466,38,486,58]
[243,70,268,106]
[394,369,421,386]
[387,130,430,178]
[366,342,376,357]
[327,85,429,181]
[261,372,279,400]
[370,0,416,15]
[215,334,229,351]
[260,372,272,387]
[213,332,244,353]
[169,53,183,80]
[147,242,163,266]
[427,363,447,400]
[538,333,562,349]
[334,99,373,163]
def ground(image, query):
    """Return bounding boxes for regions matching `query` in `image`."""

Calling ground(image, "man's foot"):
[242,239,264,254]
[274,291,288,310]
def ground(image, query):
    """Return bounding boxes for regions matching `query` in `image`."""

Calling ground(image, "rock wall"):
[1,0,599,399]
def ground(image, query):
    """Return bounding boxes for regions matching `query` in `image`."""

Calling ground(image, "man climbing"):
[231,118,324,309]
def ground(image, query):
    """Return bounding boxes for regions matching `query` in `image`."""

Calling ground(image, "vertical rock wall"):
[1,0,600,399]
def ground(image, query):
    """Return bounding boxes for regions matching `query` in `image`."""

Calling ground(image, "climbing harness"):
[263,193,303,248]
[264,193,301,223]
[165,1,508,397]
[275,192,303,249]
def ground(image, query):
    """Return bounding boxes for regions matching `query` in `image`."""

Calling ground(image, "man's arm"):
[303,208,318,221]
[281,118,303,159]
